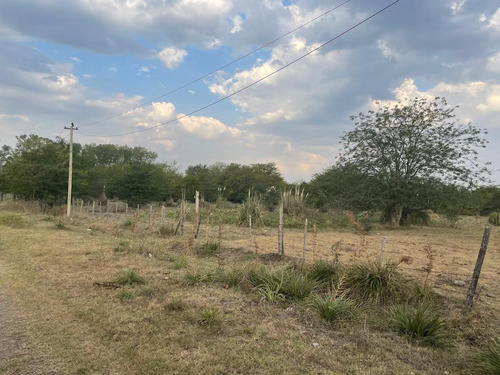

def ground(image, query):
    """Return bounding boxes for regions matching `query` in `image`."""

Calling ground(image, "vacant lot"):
[0,204,499,374]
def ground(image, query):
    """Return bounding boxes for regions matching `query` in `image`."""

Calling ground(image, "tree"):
[338,97,488,226]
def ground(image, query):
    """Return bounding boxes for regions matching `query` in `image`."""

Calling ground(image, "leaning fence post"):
[465,224,491,309]
[249,215,253,253]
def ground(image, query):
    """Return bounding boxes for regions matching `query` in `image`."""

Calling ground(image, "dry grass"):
[0,206,499,374]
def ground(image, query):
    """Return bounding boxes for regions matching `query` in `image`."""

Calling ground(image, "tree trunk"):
[391,204,403,227]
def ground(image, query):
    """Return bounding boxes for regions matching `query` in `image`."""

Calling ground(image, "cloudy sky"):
[0,0,499,182]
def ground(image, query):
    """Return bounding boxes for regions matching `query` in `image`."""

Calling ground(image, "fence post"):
[379,237,387,264]
[465,224,491,309]
[278,201,284,256]
[302,218,308,262]
[92,201,95,215]
[148,205,152,227]
[249,215,253,253]
[161,205,165,227]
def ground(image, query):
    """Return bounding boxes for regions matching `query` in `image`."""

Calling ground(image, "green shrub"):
[0,213,28,228]
[250,269,285,303]
[238,190,264,227]
[115,270,146,286]
[345,261,409,304]
[312,294,355,323]
[390,305,447,347]
[475,337,500,374]
[55,219,68,230]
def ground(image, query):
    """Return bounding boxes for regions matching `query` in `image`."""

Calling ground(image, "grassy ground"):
[0,204,499,374]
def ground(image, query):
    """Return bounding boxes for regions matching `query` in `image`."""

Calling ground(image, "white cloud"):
[70,56,81,63]
[0,113,29,121]
[230,14,244,34]
[158,47,188,69]
[488,8,500,30]
[487,52,500,72]
[377,39,400,61]
[178,115,251,140]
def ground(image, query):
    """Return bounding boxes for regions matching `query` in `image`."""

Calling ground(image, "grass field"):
[0,203,499,374]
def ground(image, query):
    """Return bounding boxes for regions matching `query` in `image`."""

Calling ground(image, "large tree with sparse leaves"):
[338,97,489,226]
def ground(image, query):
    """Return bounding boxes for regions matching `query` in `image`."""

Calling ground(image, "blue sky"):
[0,0,499,182]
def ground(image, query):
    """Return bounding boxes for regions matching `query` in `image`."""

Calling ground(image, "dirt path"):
[0,287,61,375]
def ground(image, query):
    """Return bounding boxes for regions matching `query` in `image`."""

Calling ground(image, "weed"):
[183,269,204,286]
[390,305,447,347]
[118,289,135,300]
[199,308,222,326]
[115,270,146,286]
[169,254,188,269]
[210,267,245,287]
[489,212,500,226]
[0,213,28,228]
[123,218,132,227]
[198,241,219,256]
[238,190,264,227]
[165,298,187,312]
[312,294,356,323]
[345,261,409,304]
[158,224,176,237]
[475,337,500,374]
[113,241,130,253]
[55,219,68,230]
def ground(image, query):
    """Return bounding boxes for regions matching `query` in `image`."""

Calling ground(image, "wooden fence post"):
[465,224,491,309]
[92,201,95,215]
[249,215,253,253]
[148,205,153,226]
[161,205,165,227]
[302,218,308,262]
[278,201,284,256]
[379,237,387,264]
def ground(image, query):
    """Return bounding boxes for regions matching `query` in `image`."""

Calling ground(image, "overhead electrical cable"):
[79,0,401,138]
[78,0,351,129]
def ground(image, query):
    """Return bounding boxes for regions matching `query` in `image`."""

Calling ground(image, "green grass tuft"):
[345,261,409,304]
[198,241,219,256]
[475,338,500,374]
[312,294,356,323]
[199,308,222,326]
[115,269,146,286]
[390,305,447,347]
[183,269,204,286]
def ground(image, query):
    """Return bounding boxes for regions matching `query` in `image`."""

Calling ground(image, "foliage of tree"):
[337,97,489,225]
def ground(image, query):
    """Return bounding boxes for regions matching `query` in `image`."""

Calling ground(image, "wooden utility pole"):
[465,224,491,309]
[64,123,78,217]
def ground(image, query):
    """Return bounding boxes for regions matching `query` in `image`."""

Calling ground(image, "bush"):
[312,294,355,323]
[210,267,245,287]
[238,190,264,227]
[0,213,28,228]
[489,212,500,226]
[475,337,500,374]
[390,305,447,347]
[115,270,146,286]
[249,268,285,303]
[345,261,409,304]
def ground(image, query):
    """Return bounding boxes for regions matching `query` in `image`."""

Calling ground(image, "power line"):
[78,0,351,129]
[79,0,401,139]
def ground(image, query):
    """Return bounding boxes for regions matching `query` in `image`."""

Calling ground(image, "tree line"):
[1,97,499,225]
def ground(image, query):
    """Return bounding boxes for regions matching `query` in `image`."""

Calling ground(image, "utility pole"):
[64,123,78,217]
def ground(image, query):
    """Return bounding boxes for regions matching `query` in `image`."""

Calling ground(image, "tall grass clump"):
[281,271,320,300]
[0,213,29,228]
[198,241,219,256]
[183,268,204,286]
[475,338,500,374]
[249,268,285,303]
[312,294,356,323]
[281,186,308,216]
[210,267,246,288]
[345,261,409,304]
[115,269,146,286]
[306,259,344,289]
[238,190,264,227]
[199,308,222,327]
[489,212,500,226]
[390,305,447,348]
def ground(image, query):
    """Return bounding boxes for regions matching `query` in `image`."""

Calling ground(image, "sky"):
[0,0,499,183]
